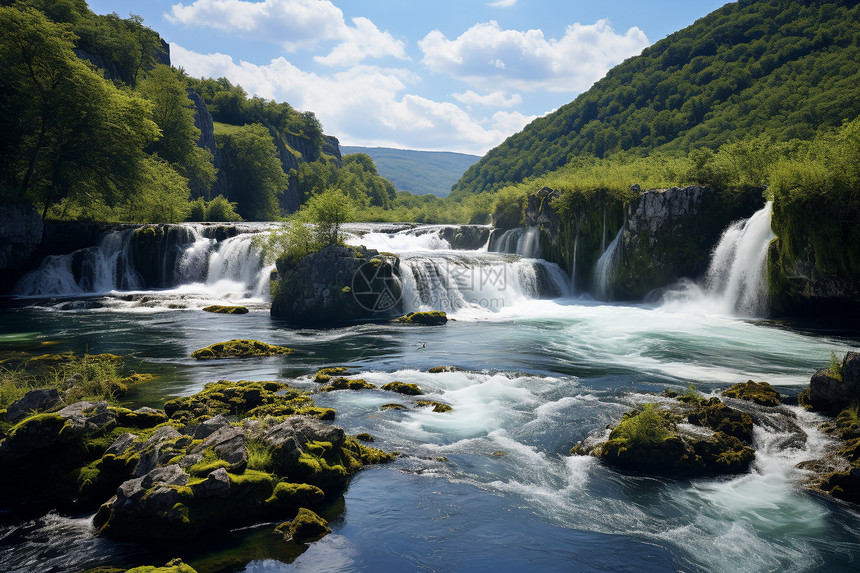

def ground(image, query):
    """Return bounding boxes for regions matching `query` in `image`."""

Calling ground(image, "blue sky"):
[87,0,729,155]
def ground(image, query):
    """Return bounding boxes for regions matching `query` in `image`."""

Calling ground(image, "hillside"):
[453,0,860,196]
[341,146,479,197]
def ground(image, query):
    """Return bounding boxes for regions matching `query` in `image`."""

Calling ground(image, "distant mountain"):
[341,146,480,197]
[453,0,860,196]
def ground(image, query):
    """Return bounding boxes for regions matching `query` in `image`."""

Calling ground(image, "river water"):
[1,206,859,572]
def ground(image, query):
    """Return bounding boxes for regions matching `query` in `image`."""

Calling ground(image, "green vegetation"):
[394,311,448,325]
[722,380,781,407]
[609,404,672,445]
[189,339,293,360]
[341,146,480,197]
[201,305,249,314]
[276,508,331,543]
[187,195,242,222]
[319,378,377,392]
[381,382,424,396]
[0,351,150,413]
[454,0,860,196]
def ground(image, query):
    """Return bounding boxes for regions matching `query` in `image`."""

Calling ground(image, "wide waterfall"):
[661,202,776,316]
[488,226,541,258]
[13,225,275,303]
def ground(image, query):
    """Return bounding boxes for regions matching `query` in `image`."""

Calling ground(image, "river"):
[1,205,858,572]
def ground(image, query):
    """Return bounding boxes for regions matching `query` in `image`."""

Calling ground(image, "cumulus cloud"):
[488,0,517,7]
[419,19,649,92]
[167,0,404,64]
[453,90,522,108]
[171,44,517,154]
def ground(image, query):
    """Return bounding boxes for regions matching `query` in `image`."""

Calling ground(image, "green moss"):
[355,433,373,442]
[608,404,672,444]
[188,447,232,478]
[394,311,448,325]
[687,398,754,443]
[380,403,407,411]
[276,508,330,542]
[201,305,250,315]
[428,366,463,373]
[125,559,198,573]
[164,380,313,421]
[312,367,351,383]
[320,378,376,392]
[381,382,423,396]
[190,340,293,360]
[415,401,453,413]
[722,380,781,407]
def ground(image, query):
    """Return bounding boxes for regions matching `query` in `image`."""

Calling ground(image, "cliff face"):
[521,185,764,299]
[609,185,763,300]
[0,203,43,292]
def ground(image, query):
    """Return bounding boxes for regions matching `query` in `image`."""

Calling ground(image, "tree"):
[137,64,216,197]
[215,123,287,220]
[300,188,354,246]
[0,5,160,219]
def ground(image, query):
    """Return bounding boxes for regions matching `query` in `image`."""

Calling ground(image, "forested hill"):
[340,147,480,197]
[453,0,860,196]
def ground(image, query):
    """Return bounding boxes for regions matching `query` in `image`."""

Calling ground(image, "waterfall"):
[703,201,776,315]
[13,225,270,300]
[593,228,623,300]
[398,253,569,314]
[660,202,776,317]
[489,227,540,258]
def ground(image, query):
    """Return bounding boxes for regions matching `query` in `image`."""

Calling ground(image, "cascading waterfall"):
[13,225,272,301]
[593,227,623,300]
[489,226,541,258]
[398,253,568,314]
[661,202,776,316]
[703,201,776,315]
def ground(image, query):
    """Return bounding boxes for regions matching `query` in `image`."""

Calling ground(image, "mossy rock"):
[313,367,351,383]
[722,380,780,407]
[124,559,198,573]
[355,433,374,442]
[275,507,330,543]
[190,340,293,360]
[593,402,754,477]
[380,403,407,411]
[394,311,448,325]
[163,380,312,421]
[428,365,463,373]
[381,382,424,396]
[687,397,753,443]
[202,305,249,315]
[416,401,453,413]
[320,378,377,392]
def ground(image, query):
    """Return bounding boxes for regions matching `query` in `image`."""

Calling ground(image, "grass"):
[611,403,673,444]
[246,439,274,472]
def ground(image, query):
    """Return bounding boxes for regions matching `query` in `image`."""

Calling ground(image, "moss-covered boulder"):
[270,245,402,325]
[190,339,293,360]
[381,382,424,396]
[320,378,377,392]
[687,397,754,443]
[577,400,755,478]
[394,311,448,325]
[312,366,351,383]
[722,380,780,407]
[202,305,249,314]
[124,558,198,573]
[415,401,453,413]
[163,380,329,422]
[800,352,860,413]
[428,365,462,373]
[276,508,330,543]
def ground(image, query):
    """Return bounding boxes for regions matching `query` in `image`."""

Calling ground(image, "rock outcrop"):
[270,245,402,325]
[0,203,44,292]
[608,185,764,300]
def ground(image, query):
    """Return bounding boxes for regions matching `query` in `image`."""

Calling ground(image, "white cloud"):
[171,44,518,154]
[167,0,404,65]
[488,0,517,7]
[453,90,522,108]
[419,19,649,92]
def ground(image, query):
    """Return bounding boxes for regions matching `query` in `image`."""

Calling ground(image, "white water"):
[13,226,274,305]
[662,202,776,317]
[593,227,623,300]
[488,226,541,258]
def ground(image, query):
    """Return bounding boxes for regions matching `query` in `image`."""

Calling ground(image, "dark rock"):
[394,311,447,325]
[190,468,231,498]
[0,203,44,292]
[271,245,402,325]
[57,401,117,437]
[428,366,463,373]
[722,380,781,407]
[192,415,232,439]
[381,382,424,396]
[277,508,330,542]
[5,389,63,423]
[804,370,849,413]
[192,426,247,471]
